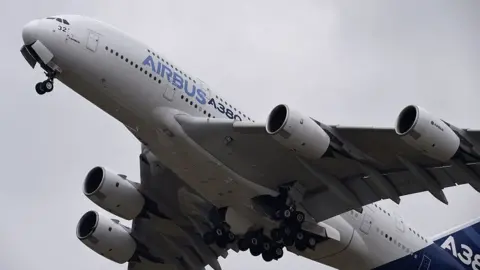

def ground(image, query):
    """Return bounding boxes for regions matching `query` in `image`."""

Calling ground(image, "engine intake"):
[395,105,460,162]
[76,210,136,264]
[266,104,330,159]
[83,166,145,220]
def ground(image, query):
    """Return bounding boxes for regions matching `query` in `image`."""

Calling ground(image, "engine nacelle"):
[76,210,137,264]
[266,104,330,159]
[83,166,145,220]
[395,105,460,162]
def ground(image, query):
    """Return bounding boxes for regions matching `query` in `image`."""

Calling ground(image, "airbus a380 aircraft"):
[20,15,480,270]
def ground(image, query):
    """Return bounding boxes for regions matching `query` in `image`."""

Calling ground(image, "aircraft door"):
[359,213,373,234]
[86,30,100,52]
[419,255,431,270]
[395,214,405,232]
[163,84,176,101]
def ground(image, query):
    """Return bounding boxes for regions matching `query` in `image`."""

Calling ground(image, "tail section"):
[375,218,480,270]
[432,217,480,269]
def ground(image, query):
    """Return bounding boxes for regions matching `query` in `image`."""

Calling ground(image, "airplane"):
[20,14,480,270]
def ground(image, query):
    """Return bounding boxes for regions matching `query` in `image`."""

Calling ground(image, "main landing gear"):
[35,71,55,95]
[267,187,320,252]
[202,222,285,262]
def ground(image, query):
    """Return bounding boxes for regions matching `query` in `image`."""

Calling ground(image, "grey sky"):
[1,1,480,269]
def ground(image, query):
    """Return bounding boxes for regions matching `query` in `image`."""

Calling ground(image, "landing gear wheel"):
[295,241,307,251]
[249,247,261,256]
[294,211,305,224]
[42,80,53,92]
[271,228,282,242]
[250,236,260,249]
[216,237,228,248]
[238,238,249,251]
[215,227,224,237]
[203,232,215,245]
[274,247,284,259]
[283,225,293,238]
[295,231,304,242]
[307,236,316,249]
[283,236,294,247]
[294,231,307,251]
[263,241,271,252]
[262,252,274,262]
[35,82,45,95]
[227,231,236,243]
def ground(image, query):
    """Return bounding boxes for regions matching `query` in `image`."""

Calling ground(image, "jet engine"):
[266,104,330,159]
[76,210,136,264]
[83,166,145,220]
[395,105,460,162]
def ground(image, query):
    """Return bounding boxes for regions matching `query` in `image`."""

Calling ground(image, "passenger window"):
[46,17,55,20]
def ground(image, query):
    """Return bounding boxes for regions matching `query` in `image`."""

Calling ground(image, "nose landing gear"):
[35,80,53,95]
[35,71,56,95]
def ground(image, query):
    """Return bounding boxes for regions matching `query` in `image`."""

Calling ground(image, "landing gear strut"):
[35,71,55,95]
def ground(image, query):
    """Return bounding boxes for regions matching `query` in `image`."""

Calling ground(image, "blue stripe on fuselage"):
[375,221,480,269]
[373,243,464,270]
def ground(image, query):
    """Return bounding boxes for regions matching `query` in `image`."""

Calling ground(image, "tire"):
[263,241,271,251]
[215,227,224,237]
[271,228,282,242]
[250,237,259,248]
[227,231,236,243]
[274,247,284,259]
[35,82,45,95]
[203,232,215,245]
[307,236,316,249]
[238,238,249,251]
[262,252,273,262]
[216,237,227,248]
[283,226,292,237]
[295,241,307,251]
[283,236,294,246]
[294,211,305,223]
[296,231,304,241]
[42,80,53,92]
[250,247,261,257]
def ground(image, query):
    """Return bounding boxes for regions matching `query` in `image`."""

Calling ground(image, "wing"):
[175,114,480,222]
[127,145,227,270]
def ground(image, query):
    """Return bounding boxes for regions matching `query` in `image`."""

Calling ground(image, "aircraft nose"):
[22,19,40,45]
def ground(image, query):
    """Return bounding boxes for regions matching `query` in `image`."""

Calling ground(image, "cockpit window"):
[46,17,70,25]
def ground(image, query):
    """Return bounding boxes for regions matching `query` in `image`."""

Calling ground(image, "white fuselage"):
[22,15,437,270]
